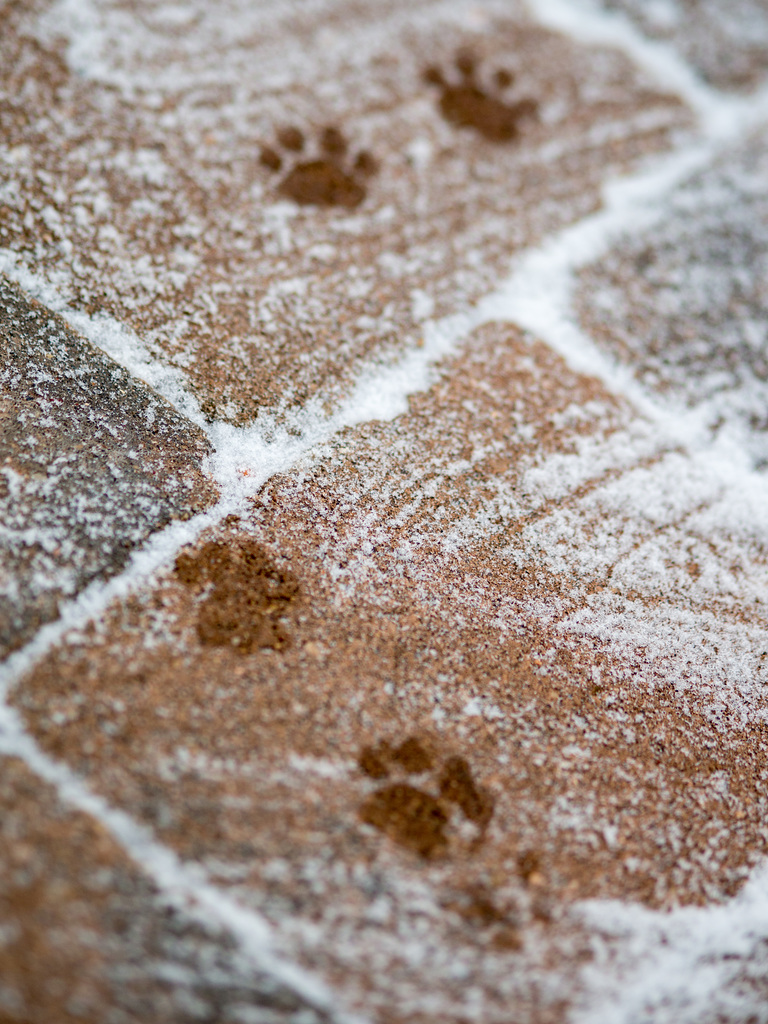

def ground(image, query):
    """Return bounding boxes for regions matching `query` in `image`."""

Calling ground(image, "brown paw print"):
[259,125,378,209]
[174,537,299,652]
[423,49,538,143]
[357,736,494,858]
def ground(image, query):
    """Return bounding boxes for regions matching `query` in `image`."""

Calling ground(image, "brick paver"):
[0,276,217,659]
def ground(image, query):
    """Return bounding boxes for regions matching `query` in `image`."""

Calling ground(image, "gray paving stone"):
[597,0,768,90]
[0,276,218,660]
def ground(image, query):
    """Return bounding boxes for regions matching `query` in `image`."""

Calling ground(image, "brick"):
[0,276,217,659]
[0,756,332,1024]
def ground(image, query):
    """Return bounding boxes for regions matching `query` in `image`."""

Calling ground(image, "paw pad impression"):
[424,49,538,143]
[260,124,378,209]
[174,537,299,652]
[358,736,494,857]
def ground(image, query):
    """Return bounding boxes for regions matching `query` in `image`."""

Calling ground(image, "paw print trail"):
[7,2,768,1023]
[22,322,768,1022]
[0,2,690,422]
[261,125,377,209]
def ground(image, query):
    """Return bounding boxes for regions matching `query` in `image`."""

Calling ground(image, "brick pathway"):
[3,2,768,1022]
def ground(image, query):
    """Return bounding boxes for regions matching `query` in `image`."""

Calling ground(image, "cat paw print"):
[423,49,538,143]
[174,537,300,652]
[357,735,494,857]
[259,124,378,209]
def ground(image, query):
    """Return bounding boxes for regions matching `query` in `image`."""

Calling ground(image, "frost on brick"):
[17,323,768,1023]
[596,0,768,90]
[0,0,688,423]
[0,276,217,659]
[0,756,330,1024]
[578,127,768,473]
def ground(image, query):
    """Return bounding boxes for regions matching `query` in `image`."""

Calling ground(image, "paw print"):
[423,49,538,143]
[174,537,300,652]
[259,124,378,209]
[357,736,494,858]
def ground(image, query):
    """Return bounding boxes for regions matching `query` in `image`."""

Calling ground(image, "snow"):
[575,866,768,1023]
[3,0,768,1020]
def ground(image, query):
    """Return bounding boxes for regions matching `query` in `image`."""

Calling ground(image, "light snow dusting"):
[3,0,768,1019]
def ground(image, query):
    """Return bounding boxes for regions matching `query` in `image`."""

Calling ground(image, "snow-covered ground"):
[3,0,768,1020]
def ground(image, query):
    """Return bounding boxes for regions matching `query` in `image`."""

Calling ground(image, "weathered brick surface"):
[0,276,218,659]
[16,325,768,1021]
[0,0,688,422]
[3,1,768,1020]
[0,756,332,1024]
